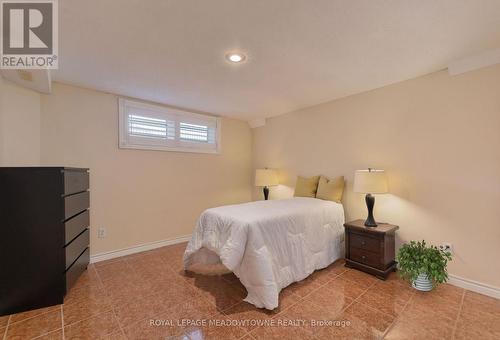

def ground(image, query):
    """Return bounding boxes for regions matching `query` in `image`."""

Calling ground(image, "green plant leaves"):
[396,240,452,287]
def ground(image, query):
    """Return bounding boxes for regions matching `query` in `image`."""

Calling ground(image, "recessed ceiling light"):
[226,53,246,63]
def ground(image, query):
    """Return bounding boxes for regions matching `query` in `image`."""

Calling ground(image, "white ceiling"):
[54,0,500,120]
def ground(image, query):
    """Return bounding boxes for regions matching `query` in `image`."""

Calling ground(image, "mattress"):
[183,197,345,310]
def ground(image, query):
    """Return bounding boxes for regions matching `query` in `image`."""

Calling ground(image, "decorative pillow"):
[316,175,345,203]
[294,176,320,198]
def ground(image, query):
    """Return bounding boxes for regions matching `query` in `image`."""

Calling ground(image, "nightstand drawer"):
[350,248,381,269]
[350,233,380,253]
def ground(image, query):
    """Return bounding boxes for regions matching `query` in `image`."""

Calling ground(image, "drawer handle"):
[362,255,366,259]
[361,241,366,245]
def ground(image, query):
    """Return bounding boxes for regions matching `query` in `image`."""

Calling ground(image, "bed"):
[183,197,345,310]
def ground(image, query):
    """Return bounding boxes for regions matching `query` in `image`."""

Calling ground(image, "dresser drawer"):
[350,233,380,253]
[63,170,89,196]
[65,210,89,245]
[64,191,89,220]
[350,248,382,269]
[66,247,89,293]
[65,229,89,269]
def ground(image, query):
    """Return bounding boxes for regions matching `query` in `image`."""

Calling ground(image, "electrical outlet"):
[439,243,453,254]
[98,227,107,238]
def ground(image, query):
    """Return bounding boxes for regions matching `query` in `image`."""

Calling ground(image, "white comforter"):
[183,197,345,310]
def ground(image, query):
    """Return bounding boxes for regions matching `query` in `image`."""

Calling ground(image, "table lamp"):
[353,168,388,227]
[255,169,279,200]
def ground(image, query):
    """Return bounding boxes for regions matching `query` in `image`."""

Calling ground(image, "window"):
[118,98,220,153]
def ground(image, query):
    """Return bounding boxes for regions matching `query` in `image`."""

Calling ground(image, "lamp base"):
[364,193,378,227]
[364,217,378,227]
[263,186,269,200]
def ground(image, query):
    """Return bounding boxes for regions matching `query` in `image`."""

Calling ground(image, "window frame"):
[118,98,221,154]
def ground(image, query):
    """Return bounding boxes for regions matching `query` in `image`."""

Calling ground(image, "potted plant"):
[396,240,452,291]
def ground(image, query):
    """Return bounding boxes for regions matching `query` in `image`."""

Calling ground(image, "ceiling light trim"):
[225,52,247,64]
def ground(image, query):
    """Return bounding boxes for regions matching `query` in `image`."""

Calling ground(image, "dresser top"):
[344,219,399,234]
[0,167,88,171]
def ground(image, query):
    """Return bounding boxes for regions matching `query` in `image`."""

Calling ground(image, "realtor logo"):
[1,0,58,69]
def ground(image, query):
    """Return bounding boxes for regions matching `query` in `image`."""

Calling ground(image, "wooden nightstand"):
[344,219,399,280]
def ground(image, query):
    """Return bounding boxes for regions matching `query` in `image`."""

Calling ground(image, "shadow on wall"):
[255,168,463,261]
[252,167,479,280]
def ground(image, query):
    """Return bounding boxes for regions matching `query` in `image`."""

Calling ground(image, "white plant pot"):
[412,273,433,291]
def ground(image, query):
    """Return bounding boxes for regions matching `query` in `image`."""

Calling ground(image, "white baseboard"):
[448,274,500,300]
[90,234,191,263]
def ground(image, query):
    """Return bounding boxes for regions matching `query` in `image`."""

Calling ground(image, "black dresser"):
[0,167,90,316]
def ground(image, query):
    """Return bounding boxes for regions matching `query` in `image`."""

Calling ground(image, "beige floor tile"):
[112,293,167,328]
[372,279,415,300]
[305,286,353,316]
[101,329,128,340]
[383,271,409,287]
[278,299,338,336]
[385,316,453,340]
[356,286,408,317]
[287,275,322,298]
[344,301,395,338]
[65,281,105,305]
[325,276,367,300]
[190,277,246,311]
[63,286,113,325]
[71,265,102,290]
[64,310,119,339]
[0,315,8,328]
[386,304,454,340]
[3,243,497,339]
[94,257,123,268]
[405,293,460,322]
[338,269,378,287]
[122,316,184,340]
[9,305,60,324]
[102,279,145,307]
[183,315,247,340]
[306,261,347,285]
[223,302,274,332]
[454,307,500,339]
[122,296,216,339]
[33,328,63,339]
[250,321,315,340]
[462,290,500,317]
[431,283,464,305]
[313,309,372,339]
[268,289,301,316]
[239,335,255,340]
[6,309,62,339]
[96,260,133,282]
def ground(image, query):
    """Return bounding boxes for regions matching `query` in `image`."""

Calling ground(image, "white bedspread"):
[183,197,345,310]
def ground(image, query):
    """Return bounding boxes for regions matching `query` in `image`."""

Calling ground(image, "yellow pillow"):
[294,176,320,197]
[316,175,345,203]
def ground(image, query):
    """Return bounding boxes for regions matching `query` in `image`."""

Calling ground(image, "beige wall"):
[253,64,500,287]
[41,83,253,255]
[0,78,41,166]
[2,64,499,288]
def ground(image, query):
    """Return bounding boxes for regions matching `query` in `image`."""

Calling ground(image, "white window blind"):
[119,98,220,153]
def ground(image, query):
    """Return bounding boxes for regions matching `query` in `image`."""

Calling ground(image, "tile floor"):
[1,242,499,339]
